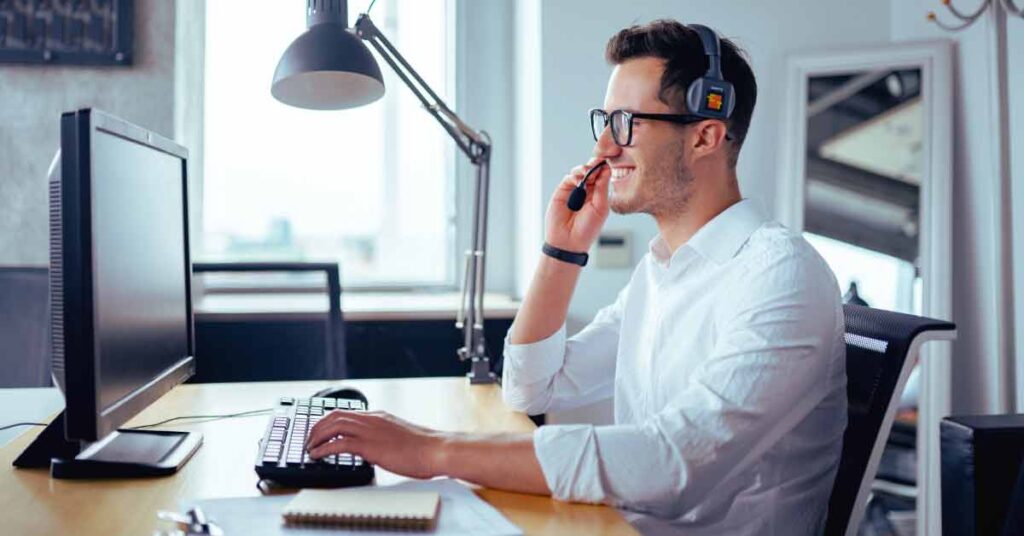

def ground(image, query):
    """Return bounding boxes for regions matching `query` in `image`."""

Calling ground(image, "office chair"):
[824,304,956,536]
[0,266,52,387]
[192,262,347,381]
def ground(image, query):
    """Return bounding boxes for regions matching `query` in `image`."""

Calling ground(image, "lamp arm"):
[354,13,496,384]
[353,14,489,162]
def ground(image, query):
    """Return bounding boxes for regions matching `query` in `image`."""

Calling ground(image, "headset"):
[685,24,736,121]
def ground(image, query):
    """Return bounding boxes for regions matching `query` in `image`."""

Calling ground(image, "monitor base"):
[12,411,81,468]
[12,410,202,479]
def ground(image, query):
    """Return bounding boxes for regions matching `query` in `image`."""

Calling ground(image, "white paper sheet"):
[188,478,523,536]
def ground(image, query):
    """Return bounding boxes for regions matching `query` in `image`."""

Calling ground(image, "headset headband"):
[688,24,723,80]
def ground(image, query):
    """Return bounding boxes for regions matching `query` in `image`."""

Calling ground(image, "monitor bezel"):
[60,108,196,442]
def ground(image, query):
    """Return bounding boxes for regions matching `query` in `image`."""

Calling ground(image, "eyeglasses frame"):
[589,108,734,146]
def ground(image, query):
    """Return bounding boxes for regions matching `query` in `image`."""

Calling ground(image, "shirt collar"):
[648,199,768,268]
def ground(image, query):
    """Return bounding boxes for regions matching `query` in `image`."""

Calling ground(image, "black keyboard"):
[254,395,375,488]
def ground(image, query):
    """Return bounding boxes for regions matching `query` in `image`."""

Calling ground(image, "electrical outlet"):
[594,230,632,268]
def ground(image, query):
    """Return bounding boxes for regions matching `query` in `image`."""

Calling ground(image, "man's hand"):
[306,410,447,480]
[305,409,550,495]
[545,159,612,252]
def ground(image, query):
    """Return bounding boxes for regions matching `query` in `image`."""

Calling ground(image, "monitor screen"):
[53,109,195,442]
[90,129,190,413]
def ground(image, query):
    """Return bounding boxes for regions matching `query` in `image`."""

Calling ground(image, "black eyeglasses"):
[590,108,733,146]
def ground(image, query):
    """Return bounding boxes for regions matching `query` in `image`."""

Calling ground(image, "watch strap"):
[542,243,588,267]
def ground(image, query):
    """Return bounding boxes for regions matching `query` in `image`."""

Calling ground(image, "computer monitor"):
[14,108,201,478]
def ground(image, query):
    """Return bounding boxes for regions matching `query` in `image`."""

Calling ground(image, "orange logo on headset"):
[707,92,723,111]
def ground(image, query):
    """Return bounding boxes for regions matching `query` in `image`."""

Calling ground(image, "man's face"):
[597,57,695,216]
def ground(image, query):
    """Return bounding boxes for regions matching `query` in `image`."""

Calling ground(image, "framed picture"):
[0,0,133,66]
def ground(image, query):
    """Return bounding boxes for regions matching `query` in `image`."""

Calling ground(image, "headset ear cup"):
[686,79,703,115]
[722,81,736,118]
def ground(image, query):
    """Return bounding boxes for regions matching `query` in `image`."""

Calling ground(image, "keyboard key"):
[311,398,324,407]
[279,397,294,406]
[323,398,336,408]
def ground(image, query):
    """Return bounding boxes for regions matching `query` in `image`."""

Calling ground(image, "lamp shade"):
[271,22,385,110]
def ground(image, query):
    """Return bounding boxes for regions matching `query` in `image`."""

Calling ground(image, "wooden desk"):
[0,378,637,535]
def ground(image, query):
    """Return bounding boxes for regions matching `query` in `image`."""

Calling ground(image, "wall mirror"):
[777,41,953,536]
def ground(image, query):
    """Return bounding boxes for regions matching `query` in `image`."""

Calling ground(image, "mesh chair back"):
[824,304,955,536]
[192,262,346,381]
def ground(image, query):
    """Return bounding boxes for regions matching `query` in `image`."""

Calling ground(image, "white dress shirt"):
[502,199,846,536]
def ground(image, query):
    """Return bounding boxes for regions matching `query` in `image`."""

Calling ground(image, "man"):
[307,20,846,535]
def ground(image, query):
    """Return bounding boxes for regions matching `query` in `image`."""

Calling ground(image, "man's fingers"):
[306,413,367,449]
[308,436,363,460]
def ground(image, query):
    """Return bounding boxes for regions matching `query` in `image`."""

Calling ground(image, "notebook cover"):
[282,489,440,531]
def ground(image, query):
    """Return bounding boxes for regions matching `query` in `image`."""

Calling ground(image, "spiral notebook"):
[282,489,441,531]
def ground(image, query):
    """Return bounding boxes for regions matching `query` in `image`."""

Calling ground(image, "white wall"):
[512,0,893,424]
[1009,8,1024,412]
[457,0,516,294]
[890,1,1018,417]
[888,5,1020,534]
[0,1,177,265]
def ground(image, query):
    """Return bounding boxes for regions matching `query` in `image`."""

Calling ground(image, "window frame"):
[196,0,461,294]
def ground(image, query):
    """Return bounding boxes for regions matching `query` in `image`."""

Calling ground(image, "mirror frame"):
[776,41,953,536]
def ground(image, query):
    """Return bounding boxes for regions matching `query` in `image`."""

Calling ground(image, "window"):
[202,0,454,288]
[805,232,920,314]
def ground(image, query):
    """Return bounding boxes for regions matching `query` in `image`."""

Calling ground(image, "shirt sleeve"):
[501,283,629,415]
[531,247,844,518]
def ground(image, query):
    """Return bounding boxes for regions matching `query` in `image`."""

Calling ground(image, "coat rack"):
[928,0,1024,31]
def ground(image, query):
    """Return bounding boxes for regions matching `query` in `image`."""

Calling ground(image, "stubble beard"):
[609,144,695,217]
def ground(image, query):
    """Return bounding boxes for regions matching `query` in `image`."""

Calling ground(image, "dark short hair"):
[605,20,757,167]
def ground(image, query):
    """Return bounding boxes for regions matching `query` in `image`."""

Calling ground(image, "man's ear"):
[690,120,729,158]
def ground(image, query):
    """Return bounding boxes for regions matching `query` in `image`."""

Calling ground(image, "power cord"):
[0,422,47,432]
[128,408,273,429]
[0,408,273,432]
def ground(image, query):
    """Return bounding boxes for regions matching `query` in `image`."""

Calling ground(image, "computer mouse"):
[312,386,368,407]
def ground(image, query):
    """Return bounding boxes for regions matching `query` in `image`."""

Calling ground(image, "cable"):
[0,422,47,432]
[128,408,273,430]
[2,408,272,433]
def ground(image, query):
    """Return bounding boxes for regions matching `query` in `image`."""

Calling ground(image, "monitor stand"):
[12,410,202,479]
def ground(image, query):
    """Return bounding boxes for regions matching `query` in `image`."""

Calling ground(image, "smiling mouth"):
[610,167,636,183]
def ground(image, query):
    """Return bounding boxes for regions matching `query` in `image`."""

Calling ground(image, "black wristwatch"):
[542,243,589,267]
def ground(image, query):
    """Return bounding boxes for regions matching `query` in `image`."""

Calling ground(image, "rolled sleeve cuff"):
[502,325,567,385]
[534,424,606,504]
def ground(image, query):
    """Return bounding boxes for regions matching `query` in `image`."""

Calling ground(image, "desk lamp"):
[272,0,496,384]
